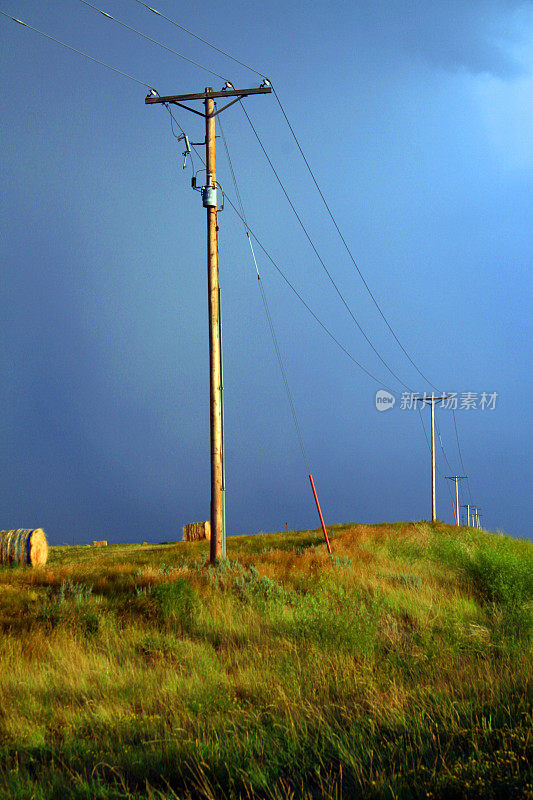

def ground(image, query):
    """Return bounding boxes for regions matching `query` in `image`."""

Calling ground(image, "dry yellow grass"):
[0,522,530,800]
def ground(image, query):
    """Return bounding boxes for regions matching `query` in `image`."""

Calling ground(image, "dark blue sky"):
[1,0,531,544]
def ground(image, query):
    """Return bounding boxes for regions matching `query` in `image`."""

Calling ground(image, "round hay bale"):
[0,529,48,567]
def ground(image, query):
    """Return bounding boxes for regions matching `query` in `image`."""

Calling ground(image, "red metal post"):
[308,474,332,554]
[452,501,458,526]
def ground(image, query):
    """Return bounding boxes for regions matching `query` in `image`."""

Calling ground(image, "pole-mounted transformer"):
[202,183,217,208]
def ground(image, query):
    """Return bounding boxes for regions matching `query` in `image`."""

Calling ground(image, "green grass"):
[0,522,531,799]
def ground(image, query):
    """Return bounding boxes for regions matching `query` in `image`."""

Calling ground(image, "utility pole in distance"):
[445,476,467,526]
[146,84,272,564]
[416,394,450,522]
[461,503,471,526]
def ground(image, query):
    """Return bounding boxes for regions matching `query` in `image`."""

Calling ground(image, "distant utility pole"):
[461,503,471,526]
[417,394,450,523]
[146,84,271,564]
[445,476,467,526]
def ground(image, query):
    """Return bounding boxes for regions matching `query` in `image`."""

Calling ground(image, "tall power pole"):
[445,475,467,526]
[146,84,272,563]
[417,394,450,522]
[204,89,223,561]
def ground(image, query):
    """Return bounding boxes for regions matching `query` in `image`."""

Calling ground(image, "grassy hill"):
[0,522,531,799]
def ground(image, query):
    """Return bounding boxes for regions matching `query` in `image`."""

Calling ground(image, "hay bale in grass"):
[0,529,48,567]
[92,540,107,547]
[183,521,211,542]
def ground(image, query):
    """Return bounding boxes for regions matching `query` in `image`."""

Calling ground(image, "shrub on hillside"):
[151,578,198,633]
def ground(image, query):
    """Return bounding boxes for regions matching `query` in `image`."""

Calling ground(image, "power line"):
[419,406,455,509]
[113,3,455,405]
[133,5,472,509]
[270,86,442,394]
[239,101,415,393]
[434,416,455,474]
[162,104,397,392]
[126,4,471,495]
[140,8,472,510]
[142,38,471,514]
[417,407,444,478]
[128,1,441,392]
[217,107,308,473]
[177,102,461,513]
[238,216,399,393]
[217,100,332,551]
[422,404,458,506]
[117,2,426,396]
[435,429,457,504]
[4,4,475,520]
[0,9,155,90]
[78,0,230,82]
[131,0,269,80]
[453,409,473,504]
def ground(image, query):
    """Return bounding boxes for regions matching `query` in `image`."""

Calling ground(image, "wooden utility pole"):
[204,88,224,562]
[146,84,271,563]
[430,396,436,522]
[445,476,467,526]
[461,503,471,526]
[417,394,450,522]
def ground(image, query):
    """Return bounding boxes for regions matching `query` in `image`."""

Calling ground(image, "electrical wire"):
[166,110,196,175]
[417,406,457,513]
[417,406,444,479]
[165,19,472,512]
[416,407,430,461]
[271,86,442,394]
[239,101,415,393]
[110,0,424,395]
[131,0,269,80]
[0,9,155,90]
[217,107,310,472]
[124,4,474,497]
[78,0,230,82]
[4,3,474,515]
[453,409,473,504]
[163,104,397,393]
[122,4,472,489]
[434,416,455,474]
[128,0,441,392]
[257,260,311,473]
[236,208,398,393]
[162,78,470,512]
[433,417,459,508]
